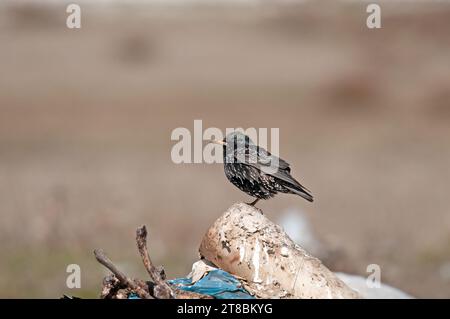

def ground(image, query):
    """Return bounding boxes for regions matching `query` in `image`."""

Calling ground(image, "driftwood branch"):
[136,225,174,299]
[94,225,212,299]
[94,249,152,299]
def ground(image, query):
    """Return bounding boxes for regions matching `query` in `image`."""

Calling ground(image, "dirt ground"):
[0,2,450,298]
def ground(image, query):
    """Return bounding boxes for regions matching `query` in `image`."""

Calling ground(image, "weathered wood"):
[136,225,174,299]
[94,249,153,299]
[95,226,212,299]
[199,202,361,299]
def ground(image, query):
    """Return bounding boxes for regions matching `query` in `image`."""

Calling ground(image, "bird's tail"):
[287,184,314,202]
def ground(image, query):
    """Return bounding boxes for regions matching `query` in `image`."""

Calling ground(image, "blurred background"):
[1,0,450,298]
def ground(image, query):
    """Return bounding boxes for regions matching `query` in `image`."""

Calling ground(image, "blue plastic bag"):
[168,269,254,299]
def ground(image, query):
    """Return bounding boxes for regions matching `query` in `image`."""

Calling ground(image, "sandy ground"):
[0,2,450,298]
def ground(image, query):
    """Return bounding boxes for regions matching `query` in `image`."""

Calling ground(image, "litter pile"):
[94,203,363,299]
[94,225,253,299]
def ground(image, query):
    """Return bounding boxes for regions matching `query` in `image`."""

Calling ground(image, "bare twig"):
[94,249,153,299]
[95,225,212,299]
[136,225,174,299]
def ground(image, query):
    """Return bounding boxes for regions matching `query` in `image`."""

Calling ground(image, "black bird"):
[210,132,313,206]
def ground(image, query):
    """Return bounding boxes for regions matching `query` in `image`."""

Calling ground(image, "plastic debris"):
[169,269,254,299]
[128,293,140,299]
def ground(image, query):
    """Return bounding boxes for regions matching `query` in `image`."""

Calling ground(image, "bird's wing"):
[234,145,313,201]
[256,146,290,171]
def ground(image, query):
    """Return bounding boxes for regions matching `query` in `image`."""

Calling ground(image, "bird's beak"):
[208,139,227,145]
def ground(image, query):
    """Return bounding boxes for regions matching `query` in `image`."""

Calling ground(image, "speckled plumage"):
[221,132,313,204]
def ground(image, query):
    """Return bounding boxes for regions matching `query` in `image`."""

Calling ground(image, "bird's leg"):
[247,198,260,206]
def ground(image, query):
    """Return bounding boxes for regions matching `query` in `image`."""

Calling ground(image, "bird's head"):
[208,132,254,147]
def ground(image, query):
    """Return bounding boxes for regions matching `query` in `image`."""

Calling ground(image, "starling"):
[210,132,313,206]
